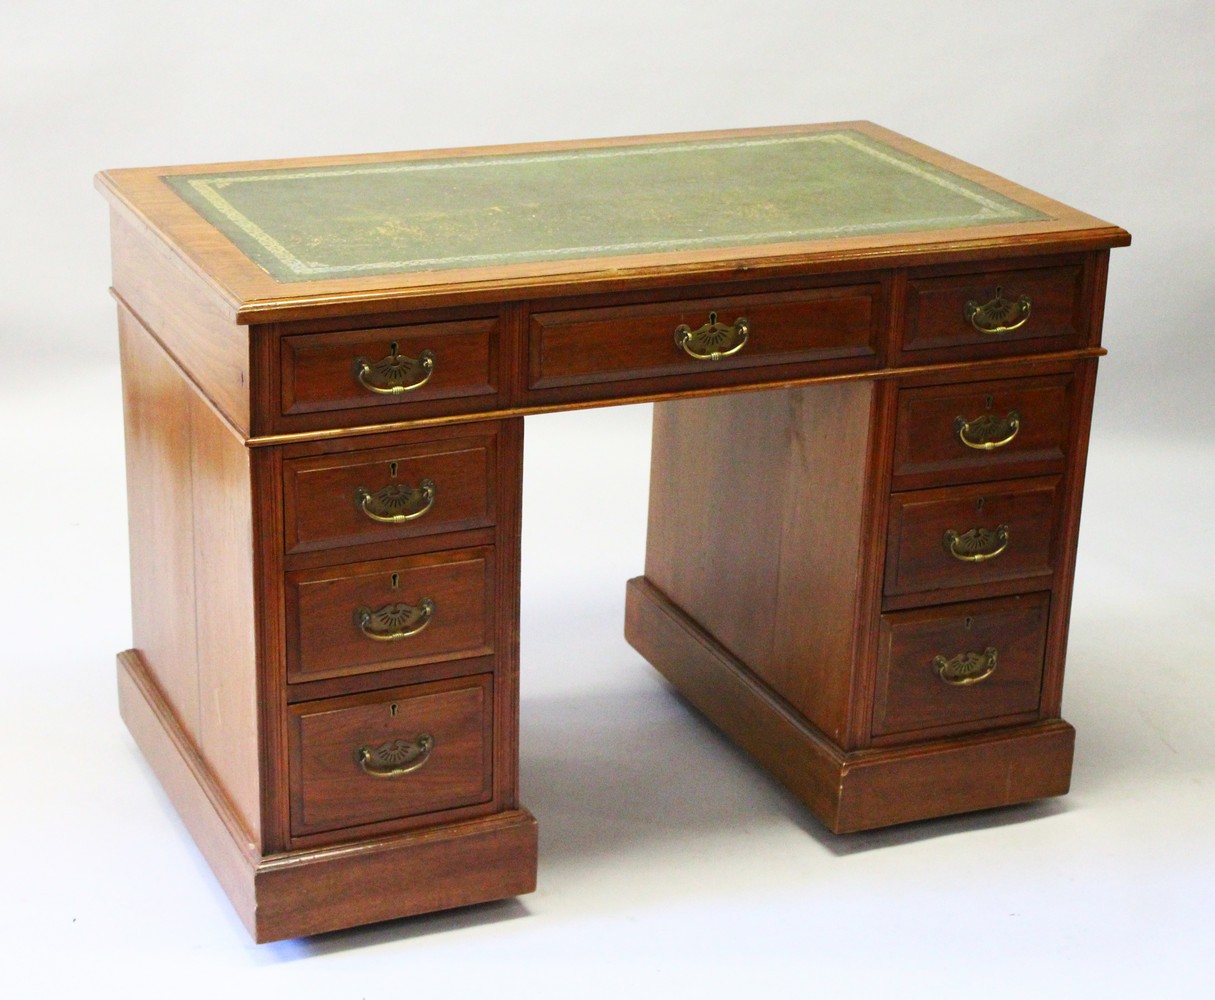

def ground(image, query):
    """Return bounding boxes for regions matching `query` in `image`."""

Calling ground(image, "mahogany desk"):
[97,123,1130,941]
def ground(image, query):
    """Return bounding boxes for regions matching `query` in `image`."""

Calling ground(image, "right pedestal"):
[627,367,1094,831]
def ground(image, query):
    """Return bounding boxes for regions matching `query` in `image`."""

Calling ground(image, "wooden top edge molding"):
[96,121,1131,324]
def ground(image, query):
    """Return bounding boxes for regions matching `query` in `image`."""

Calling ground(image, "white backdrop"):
[2,2,1212,996]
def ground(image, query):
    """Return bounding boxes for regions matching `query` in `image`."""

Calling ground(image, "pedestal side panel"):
[644,382,877,743]
[119,309,201,746]
[120,308,262,843]
[190,391,261,843]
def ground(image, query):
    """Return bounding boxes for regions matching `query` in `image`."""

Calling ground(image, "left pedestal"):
[116,304,535,942]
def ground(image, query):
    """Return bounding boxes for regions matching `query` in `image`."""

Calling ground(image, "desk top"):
[97,122,1129,322]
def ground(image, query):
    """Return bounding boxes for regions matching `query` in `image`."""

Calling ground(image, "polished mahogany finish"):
[883,476,1062,599]
[282,425,498,555]
[529,281,882,389]
[900,259,1088,359]
[289,674,495,838]
[98,122,1129,941]
[891,371,1075,489]
[287,547,495,682]
[282,318,500,416]
[872,592,1051,739]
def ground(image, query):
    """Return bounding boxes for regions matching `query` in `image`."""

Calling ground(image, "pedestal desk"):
[97,122,1130,941]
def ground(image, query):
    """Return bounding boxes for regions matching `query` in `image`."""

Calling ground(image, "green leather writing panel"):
[165,130,1047,282]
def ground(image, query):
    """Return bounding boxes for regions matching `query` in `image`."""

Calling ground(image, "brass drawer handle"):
[353,345,436,394]
[934,647,997,686]
[943,524,1009,562]
[955,410,1021,450]
[356,735,435,777]
[963,287,1032,334]
[674,311,749,361]
[355,479,436,523]
[355,598,436,641]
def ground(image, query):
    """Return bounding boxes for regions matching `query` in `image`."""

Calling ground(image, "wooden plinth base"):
[624,577,1075,833]
[117,650,538,942]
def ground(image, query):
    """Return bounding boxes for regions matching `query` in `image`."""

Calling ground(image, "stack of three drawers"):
[278,415,520,848]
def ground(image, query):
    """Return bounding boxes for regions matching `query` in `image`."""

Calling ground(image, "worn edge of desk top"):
[96,121,1131,324]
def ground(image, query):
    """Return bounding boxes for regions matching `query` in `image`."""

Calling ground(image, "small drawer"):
[289,675,494,837]
[529,283,881,391]
[901,262,1086,360]
[287,548,495,683]
[891,373,1075,489]
[281,318,498,418]
[884,478,1060,599]
[283,431,496,556]
[873,593,1049,739]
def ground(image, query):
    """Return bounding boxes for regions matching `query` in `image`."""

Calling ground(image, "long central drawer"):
[529,282,883,392]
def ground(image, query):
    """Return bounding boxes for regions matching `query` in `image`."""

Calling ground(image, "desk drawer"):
[873,593,1049,739]
[891,373,1075,489]
[529,284,881,390]
[902,262,1086,360]
[287,548,495,683]
[884,478,1060,598]
[281,318,498,418]
[289,675,494,837]
[284,431,496,556]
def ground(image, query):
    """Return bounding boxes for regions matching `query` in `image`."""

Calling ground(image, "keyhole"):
[390,703,398,717]
[389,461,399,478]
[707,311,718,325]
[965,616,974,630]
[976,497,985,512]
[984,394,994,410]
[390,573,400,590]
[389,340,399,357]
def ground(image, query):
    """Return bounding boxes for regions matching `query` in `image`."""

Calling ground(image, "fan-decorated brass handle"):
[355,479,436,523]
[963,287,1032,334]
[674,311,749,361]
[933,647,997,686]
[354,347,435,394]
[356,735,435,777]
[943,524,1009,562]
[955,410,1021,450]
[355,598,436,641]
